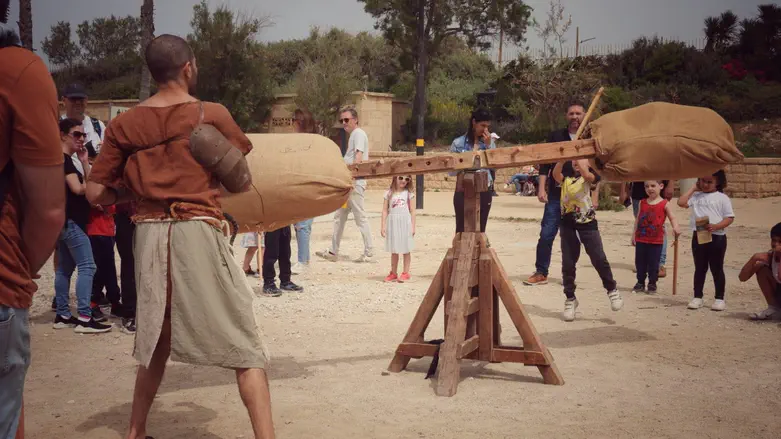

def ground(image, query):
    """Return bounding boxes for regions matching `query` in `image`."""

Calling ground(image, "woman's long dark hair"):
[294,108,317,134]
[465,108,492,145]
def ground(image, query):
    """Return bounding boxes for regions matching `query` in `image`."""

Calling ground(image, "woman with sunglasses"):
[52,118,112,333]
[450,108,496,232]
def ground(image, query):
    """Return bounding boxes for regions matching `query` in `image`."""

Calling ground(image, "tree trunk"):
[414,0,426,209]
[138,0,155,100]
[17,0,32,50]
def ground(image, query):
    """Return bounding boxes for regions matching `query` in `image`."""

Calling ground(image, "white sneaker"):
[750,306,780,320]
[687,298,704,309]
[607,289,623,311]
[711,299,726,311]
[353,254,372,263]
[315,249,338,262]
[290,262,308,275]
[562,299,579,322]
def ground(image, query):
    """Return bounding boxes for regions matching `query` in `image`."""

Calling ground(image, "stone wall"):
[724,158,781,198]
[367,152,781,199]
[267,92,396,153]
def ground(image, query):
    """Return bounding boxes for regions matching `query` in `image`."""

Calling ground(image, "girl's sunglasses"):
[70,131,86,139]
[398,176,411,182]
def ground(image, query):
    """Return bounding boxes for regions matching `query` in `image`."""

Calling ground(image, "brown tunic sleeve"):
[206,103,253,155]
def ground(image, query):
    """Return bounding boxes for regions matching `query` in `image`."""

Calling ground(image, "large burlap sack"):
[590,102,743,181]
[220,133,352,232]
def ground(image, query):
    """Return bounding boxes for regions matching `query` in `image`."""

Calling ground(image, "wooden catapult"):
[346,89,608,396]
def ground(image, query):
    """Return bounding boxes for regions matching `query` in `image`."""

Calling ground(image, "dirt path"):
[23,193,781,439]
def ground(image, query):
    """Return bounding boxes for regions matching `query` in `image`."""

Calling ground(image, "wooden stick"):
[349,139,597,180]
[575,86,605,140]
[672,241,678,295]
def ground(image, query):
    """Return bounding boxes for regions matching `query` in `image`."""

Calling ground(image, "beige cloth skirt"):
[133,220,269,369]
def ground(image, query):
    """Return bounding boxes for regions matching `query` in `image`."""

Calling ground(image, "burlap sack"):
[590,102,743,181]
[220,133,352,232]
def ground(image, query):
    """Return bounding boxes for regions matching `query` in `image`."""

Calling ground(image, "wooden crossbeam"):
[349,139,597,180]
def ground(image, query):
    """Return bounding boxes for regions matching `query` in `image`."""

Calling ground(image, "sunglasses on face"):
[339,118,352,124]
[70,131,86,139]
[398,176,411,182]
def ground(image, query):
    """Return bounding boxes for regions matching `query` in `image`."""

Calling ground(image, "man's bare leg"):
[236,368,275,439]
[127,318,172,439]
[756,266,779,308]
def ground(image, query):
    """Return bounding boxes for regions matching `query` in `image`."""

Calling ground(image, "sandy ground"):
[23,192,781,439]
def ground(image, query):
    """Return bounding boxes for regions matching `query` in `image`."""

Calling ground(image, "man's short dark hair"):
[567,101,586,112]
[145,34,194,83]
[59,118,81,135]
[771,222,781,239]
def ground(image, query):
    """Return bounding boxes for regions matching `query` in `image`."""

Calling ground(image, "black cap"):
[62,83,88,99]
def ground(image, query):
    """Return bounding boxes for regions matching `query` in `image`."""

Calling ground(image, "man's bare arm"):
[354,150,364,164]
[86,182,134,206]
[15,163,65,274]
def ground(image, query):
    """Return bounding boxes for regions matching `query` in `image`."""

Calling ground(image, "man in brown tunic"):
[86,35,275,439]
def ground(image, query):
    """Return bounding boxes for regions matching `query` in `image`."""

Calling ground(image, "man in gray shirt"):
[317,107,374,262]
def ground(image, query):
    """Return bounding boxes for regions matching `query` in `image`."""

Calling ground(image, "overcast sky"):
[7,0,768,62]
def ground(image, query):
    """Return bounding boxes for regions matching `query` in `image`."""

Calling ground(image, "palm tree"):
[703,10,738,53]
[138,0,155,100]
[17,0,32,50]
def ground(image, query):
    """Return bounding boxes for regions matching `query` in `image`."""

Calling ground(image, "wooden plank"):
[463,173,479,233]
[492,286,501,349]
[396,342,437,358]
[478,253,493,362]
[388,259,446,373]
[458,335,480,359]
[349,139,598,179]
[491,348,547,365]
[435,232,477,397]
[444,297,479,318]
[465,297,479,316]
[489,249,565,385]
[443,248,453,334]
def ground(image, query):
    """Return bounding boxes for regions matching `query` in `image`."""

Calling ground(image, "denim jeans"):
[55,220,97,318]
[0,306,30,439]
[534,199,561,276]
[633,199,668,266]
[294,219,314,264]
[560,226,617,299]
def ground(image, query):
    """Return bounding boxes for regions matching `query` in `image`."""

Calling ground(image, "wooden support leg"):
[478,252,493,361]
[435,233,477,396]
[490,248,565,385]
[388,259,446,372]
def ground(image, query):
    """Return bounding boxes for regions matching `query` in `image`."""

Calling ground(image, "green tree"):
[41,21,80,68]
[138,0,155,100]
[187,1,274,131]
[359,0,532,137]
[17,0,32,50]
[292,29,361,134]
[76,15,141,64]
[703,10,738,53]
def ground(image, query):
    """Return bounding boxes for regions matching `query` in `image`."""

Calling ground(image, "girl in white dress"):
[381,175,416,282]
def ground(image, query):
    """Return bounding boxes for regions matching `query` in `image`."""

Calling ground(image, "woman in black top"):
[52,118,111,333]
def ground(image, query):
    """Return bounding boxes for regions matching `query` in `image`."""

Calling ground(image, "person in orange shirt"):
[0,14,67,439]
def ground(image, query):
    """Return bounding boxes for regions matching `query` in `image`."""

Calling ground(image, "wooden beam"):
[349,139,597,179]
[465,297,479,316]
[458,335,480,359]
[491,348,547,365]
[478,253,494,362]
[436,233,477,397]
[388,259,446,373]
[396,342,437,358]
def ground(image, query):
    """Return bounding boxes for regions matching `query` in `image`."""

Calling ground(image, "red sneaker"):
[398,272,411,282]
[384,272,398,282]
